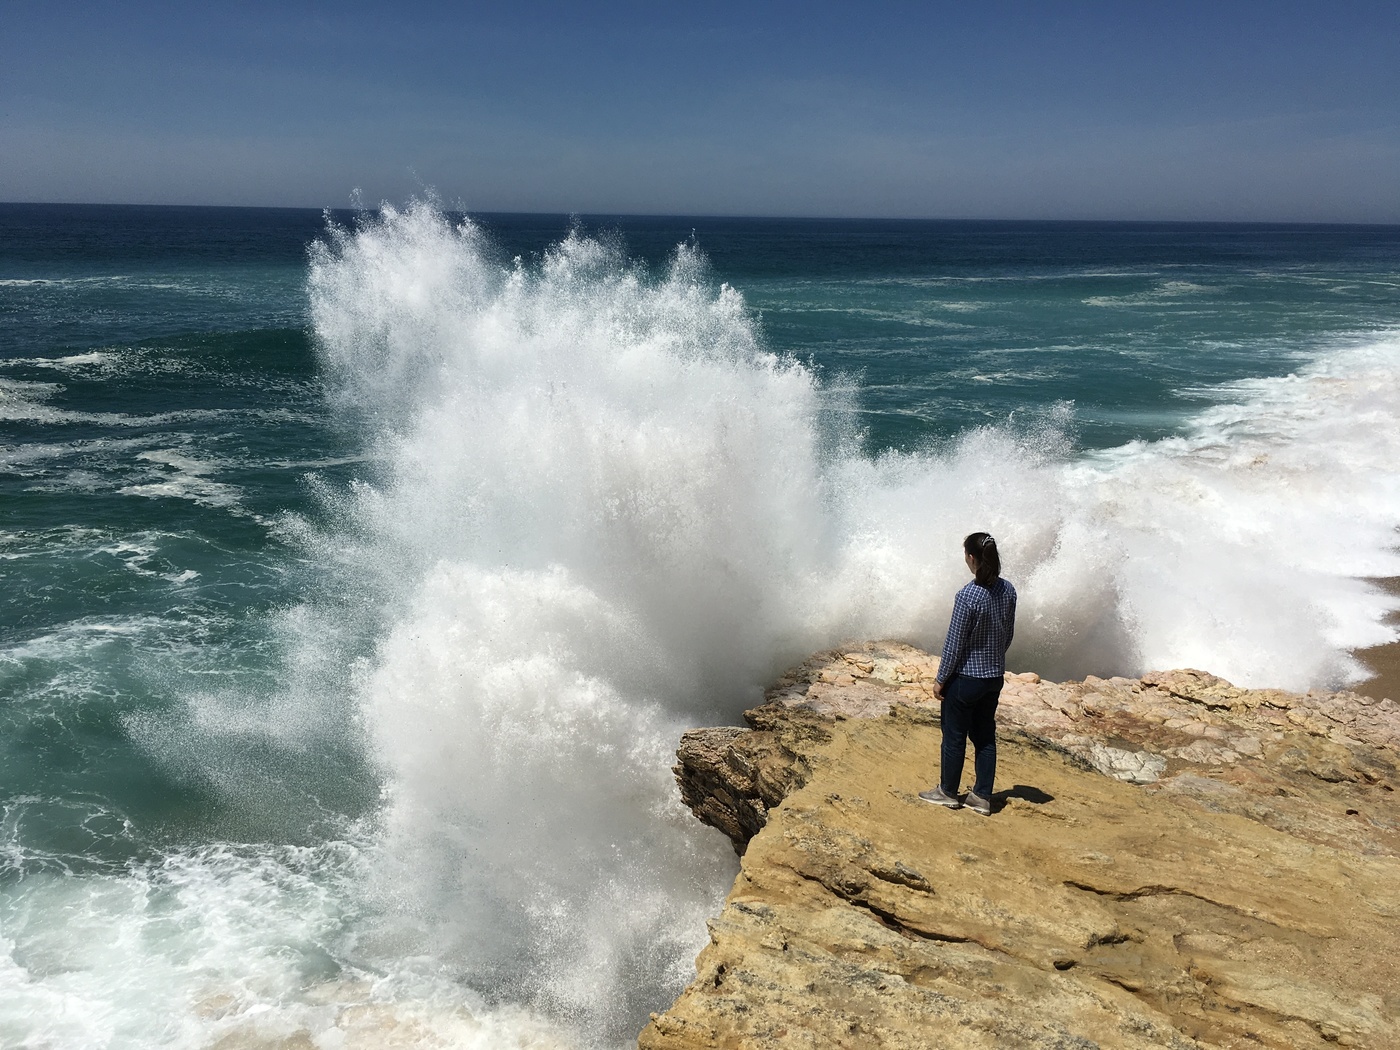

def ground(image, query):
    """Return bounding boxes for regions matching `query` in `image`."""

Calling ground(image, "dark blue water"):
[10,205,1400,450]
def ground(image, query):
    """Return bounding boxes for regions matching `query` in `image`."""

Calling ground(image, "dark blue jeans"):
[940,674,1003,799]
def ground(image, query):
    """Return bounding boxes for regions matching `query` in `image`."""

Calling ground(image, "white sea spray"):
[298,203,1400,1042]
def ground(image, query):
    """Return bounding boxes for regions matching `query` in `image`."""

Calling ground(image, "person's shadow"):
[993,784,1055,810]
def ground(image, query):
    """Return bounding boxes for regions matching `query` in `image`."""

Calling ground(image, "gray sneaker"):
[918,785,962,809]
[964,791,993,816]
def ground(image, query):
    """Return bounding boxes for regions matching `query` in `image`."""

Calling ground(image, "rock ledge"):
[642,642,1400,1050]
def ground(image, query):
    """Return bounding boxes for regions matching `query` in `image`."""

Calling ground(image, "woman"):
[920,532,1016,816]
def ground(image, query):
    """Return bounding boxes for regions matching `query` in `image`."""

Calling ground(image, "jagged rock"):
[647,643,1400,1049]
[676,707,833,855]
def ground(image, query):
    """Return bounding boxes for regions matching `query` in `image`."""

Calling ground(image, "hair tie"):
[982,535,995,547]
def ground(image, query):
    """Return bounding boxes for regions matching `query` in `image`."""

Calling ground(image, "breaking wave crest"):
[291,202,1400,1044]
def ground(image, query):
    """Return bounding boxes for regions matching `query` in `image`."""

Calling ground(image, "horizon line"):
[2,200,1398,230]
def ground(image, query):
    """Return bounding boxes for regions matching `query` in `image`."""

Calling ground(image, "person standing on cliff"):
[920,532,1016,816]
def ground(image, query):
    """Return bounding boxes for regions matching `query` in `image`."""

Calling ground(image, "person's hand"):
[932,680,944,701]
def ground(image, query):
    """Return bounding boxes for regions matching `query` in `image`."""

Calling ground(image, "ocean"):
[3,202,1399,1048]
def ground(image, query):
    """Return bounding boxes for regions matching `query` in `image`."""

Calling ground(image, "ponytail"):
[964,532,1000,588]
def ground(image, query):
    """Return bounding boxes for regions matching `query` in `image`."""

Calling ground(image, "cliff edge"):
[641,642,1400,1050]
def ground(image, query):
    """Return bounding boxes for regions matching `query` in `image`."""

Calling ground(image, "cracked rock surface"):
[642,643,1400,1049]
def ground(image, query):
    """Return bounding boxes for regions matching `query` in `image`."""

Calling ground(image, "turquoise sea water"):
[3,203,1400,1047]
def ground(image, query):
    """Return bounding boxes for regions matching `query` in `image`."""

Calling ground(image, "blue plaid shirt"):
[937,577,1017,683]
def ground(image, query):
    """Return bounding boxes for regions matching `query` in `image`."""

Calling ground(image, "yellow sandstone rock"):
[645,643,1400,1050]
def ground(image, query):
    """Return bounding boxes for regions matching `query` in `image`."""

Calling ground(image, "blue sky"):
[3,1,1397,220]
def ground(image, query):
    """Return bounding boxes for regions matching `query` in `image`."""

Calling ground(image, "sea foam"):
[296,203,1400,1044]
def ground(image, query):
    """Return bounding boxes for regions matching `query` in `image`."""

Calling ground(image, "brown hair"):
[964,532,1001,588]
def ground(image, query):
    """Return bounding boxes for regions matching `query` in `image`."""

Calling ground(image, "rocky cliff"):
[641,643,1400,1050]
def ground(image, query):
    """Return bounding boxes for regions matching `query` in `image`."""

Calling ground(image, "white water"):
[300,204,1400,1043]
[5,203,1400,1049]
